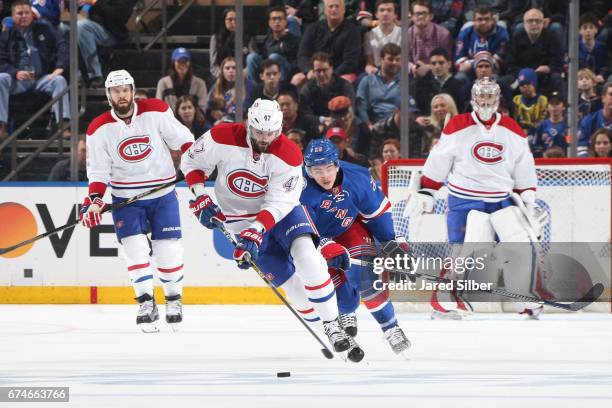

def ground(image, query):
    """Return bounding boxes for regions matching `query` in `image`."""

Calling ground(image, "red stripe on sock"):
[127,262,150,271]
[298,307,315,314]
[304,277,332,291]
[157,264,184,273]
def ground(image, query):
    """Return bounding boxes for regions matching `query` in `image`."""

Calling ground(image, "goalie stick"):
[212,220,335,360]
[0,175,185,256]
[350,242,605,312]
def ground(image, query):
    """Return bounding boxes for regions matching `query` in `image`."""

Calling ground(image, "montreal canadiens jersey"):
[180,123,304,233]
[86,99,194,199]
[301,161,395,257]
[423,112,537,202]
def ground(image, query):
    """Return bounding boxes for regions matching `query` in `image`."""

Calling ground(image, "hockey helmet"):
[471,77,500,121]
[304,138,339,168]
[105,69,135,106]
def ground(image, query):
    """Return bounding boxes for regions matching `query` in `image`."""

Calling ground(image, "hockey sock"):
[122,235,154,298]
[128,263,154,298]
[363,291,398,332]
[152,239,184,298]
[157,265,184,298]
[291,235,338,322]
[280,273,321,322]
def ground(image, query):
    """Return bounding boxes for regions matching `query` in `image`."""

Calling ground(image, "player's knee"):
[279,273,309,307]
[151,238,183,268]
[121,234,150,265]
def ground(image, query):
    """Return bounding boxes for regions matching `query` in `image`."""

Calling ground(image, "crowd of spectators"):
[1,0,612,181]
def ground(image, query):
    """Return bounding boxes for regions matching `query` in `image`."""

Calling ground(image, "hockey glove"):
[518,190,549,239]
[79,196,107,228]
[404,189,435,218]
[380,237,416,282]
[233,228,263,269]
[189,194,226,229]
[320,240,351,271]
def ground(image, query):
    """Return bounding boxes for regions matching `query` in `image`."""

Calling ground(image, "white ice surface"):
[1,305,611,408]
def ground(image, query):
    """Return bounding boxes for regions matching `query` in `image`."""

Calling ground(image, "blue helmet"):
[304,138,339,168]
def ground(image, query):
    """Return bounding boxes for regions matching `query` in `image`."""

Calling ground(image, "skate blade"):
[138,322,160,333]
[430,310,463,320]
[169,323,181,332]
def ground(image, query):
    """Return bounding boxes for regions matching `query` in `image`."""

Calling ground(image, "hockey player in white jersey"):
[406,77,550,319]
[80,70,195,332]
[180,99,359,357]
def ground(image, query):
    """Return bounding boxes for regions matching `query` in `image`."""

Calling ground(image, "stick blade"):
[566,283,605,312]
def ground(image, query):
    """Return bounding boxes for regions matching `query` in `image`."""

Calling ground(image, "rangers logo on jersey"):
[117,135,154,162]
[471,141,505,164]
[227,169,269,199]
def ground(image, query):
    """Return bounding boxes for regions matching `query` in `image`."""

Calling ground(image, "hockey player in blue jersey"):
[300,138,411,355]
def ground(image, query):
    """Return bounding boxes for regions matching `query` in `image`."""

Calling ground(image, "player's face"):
[594,133,611,157]
[249,126,280,153]
[178,101,196,123]
[109,85,134,116]
[309,163,339,190]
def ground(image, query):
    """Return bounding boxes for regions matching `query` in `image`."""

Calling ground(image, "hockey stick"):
[213,220,334,360]
[0,175,184,256]
[350,253,604,312]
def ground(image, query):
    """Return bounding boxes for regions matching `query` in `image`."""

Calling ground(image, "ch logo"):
[227,169,269,199]
[471,141,504,164]
[118,135,153,162]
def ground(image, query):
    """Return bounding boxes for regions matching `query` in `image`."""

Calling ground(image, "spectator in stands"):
[578,82,612,157]
[277,88,319,146]
[325,125,369,167]
[286,128,306,150]
[363,0,401,75]
[298,52,355,125]
[589,128,612,157]
[369,97,423,157]
[77,0,137,87]
[414,93,457,153]
[460,51,513,113]
[578,68,602,120]
[356,42,401,127]
[156,47,208,114]
[0,0,70,139]
[328,95,372,157]
[454,5,509,79]
[247,6,300,84]
[531,91,568,158]
[542,145,566,158]
[268,1,318,37]
[491,0,531,33]
[246,59,287,107]
[579,12,609,84]
[381,137,401,162]
[48,137,87,181]
[209,8,249,79]
[134,89,149,102]
[175,95,209,138]
[513,68,548,136]
[292,0,361,86]
[413,47,464,115]
[206,57,240,124]
[407,0,453,79]
[504,8,564,96]
[430,0,465,36]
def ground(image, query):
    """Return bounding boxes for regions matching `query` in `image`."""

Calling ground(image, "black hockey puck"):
[277,372,291,378]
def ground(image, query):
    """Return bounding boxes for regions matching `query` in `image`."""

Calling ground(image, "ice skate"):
[165,294,183,331]
[384,326,411,358]
[520,305,543,320]
[339,312,358,337]
[345,333,365,363]
[323,318,351,352]
[135,293,160,333]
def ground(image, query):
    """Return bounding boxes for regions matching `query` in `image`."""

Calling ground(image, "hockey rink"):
[1,305,611,408]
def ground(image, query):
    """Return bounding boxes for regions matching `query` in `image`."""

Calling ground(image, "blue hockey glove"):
[233,228,264,269]
[189,194,226,229]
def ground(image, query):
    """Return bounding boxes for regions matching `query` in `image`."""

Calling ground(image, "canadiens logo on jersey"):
[471,141,505,164]
[117,135,154,162]
[227,169,269,199]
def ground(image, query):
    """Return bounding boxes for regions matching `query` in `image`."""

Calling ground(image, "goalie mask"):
[105,70,135,115]
[247,98,283,153]
[470,77,500,121]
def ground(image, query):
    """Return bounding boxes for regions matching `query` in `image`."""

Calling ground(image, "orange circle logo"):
[0,202,38,258]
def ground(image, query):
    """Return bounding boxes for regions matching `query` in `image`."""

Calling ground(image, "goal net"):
[382,158,612,313]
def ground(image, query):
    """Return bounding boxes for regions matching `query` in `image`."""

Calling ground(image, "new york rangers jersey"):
[86,99,194,199]
[423,112,537,202]
[301,161,395,257]
[180,123,304,233]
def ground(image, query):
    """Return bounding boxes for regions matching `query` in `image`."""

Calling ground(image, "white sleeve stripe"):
[360,197,391,220]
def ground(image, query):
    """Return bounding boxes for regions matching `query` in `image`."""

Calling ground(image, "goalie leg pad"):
[291,235,338,322]
[490,206,533,243]
[152,239,184,297]
[122,234,153,298]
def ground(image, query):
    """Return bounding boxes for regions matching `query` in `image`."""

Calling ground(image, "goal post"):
[381,158,612,313]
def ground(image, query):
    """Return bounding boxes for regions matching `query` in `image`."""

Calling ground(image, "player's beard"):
[111,95,134,117]
[250,138,271,153]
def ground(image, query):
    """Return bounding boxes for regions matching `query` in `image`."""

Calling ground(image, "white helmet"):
[247,98,283,133]
[471,77,500,121]
[105,69,135,106]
